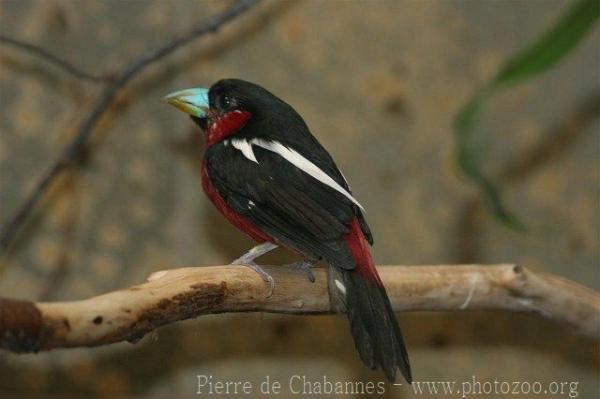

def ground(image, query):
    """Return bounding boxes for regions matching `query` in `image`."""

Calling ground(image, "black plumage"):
[170,79,411,382]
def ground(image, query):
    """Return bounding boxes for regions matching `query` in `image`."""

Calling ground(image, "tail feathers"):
[331,267,412,383]
[329,218,411,383]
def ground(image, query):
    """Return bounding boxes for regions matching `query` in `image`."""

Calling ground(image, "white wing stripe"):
[250,139,364,211]
[231,139,258,163]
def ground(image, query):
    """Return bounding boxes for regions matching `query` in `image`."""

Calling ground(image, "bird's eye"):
[219,95,231,111]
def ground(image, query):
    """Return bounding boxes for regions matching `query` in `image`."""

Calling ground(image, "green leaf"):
[494,0,600,86]
[454,0,598,229]
[455,90,526,231]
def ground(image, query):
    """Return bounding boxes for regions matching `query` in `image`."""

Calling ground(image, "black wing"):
[249,115,373,245]
[205,140,365,268]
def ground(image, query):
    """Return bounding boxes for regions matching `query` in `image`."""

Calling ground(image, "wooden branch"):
[1,264,598,352]
[0,35,110,83]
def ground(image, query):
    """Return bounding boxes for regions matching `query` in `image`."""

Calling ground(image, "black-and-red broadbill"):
[165,79,411,383]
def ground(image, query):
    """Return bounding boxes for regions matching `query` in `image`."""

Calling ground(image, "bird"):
[164,79,411,383]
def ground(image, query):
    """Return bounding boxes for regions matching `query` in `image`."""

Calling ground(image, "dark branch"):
[0,35,110,83]
[0,0,262,254]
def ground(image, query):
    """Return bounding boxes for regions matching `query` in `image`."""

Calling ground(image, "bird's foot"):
[232,242,278,264]
[231,242,278,297]
[231,260,275,297]
[289,259,317,283]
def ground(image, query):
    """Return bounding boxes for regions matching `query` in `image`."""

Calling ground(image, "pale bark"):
[0,264,598,352]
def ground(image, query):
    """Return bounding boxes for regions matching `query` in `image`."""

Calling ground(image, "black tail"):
[330,266,412,382]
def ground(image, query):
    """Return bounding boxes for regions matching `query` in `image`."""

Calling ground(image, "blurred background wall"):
[0,0,598,398]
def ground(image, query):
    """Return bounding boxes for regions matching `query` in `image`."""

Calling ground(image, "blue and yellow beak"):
[163,87,210,118]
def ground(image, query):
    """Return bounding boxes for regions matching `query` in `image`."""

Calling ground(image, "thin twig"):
[0,264,598,352]
[0,0,262,253]
[0,35,110,83]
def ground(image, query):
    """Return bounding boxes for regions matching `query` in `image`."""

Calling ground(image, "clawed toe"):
[232,260,275,297]
[289,260,316,283]
[230,242,278,297]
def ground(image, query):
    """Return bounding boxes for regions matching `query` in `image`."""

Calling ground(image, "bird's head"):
[164,79,293,145]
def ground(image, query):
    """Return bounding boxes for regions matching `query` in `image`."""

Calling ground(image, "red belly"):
[201,162,273,243]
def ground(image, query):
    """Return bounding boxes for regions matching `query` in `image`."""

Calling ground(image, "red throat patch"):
[206,110,252,146]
